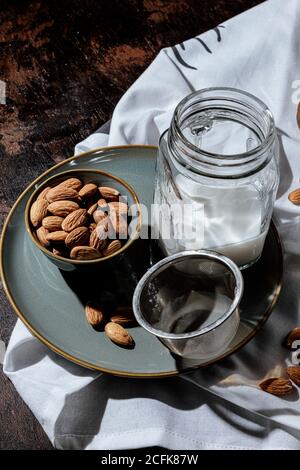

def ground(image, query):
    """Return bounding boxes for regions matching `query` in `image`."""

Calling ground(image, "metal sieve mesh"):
[133,250,243,340]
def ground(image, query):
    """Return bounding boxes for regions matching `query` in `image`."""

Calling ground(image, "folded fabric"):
[4,0,300,449]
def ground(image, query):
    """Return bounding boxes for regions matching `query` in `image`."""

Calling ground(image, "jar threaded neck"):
[168,87,275,178]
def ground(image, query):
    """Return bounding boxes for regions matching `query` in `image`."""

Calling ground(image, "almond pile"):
[30,177,130,260]
[85,302,135,348]
[259,327,300,396]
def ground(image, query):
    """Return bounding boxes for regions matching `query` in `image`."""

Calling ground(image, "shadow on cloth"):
[53,374,206,448]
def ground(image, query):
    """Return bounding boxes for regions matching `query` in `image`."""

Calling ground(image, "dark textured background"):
[0,0,263,450]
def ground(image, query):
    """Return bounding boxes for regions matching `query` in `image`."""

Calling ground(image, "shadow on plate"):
[60,237,154,314]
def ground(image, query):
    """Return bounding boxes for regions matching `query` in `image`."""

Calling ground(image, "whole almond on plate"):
[70,246,100,260]
[288,189,300,205]
[85,301,104,326]
[259,378,293,396]
[36,226,50,247]
[30,199,48,227]
[111,306,135,325]
[46,231,68,243]
[110,314,135,326]
[98,186,120,202]
[56,177,82,191]
[89,229,107,251]
[287,366,300,385]
[62,208,88,232]
[285,327,300,348]
[65,226,89,249]
[105,322,133,347]
[47,200,80,217]
[103,240,122,257]
[46,186,79,203]
[37,186,51,201]
[79,183,98,198]
[42,216,63,231]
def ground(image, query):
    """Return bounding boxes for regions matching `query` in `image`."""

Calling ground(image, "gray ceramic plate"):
[0,145,283,377]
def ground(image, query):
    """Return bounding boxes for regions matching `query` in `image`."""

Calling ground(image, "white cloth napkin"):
[4,0,300,449]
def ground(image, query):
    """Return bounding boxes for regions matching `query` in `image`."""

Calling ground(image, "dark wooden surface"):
[0,0,263,450]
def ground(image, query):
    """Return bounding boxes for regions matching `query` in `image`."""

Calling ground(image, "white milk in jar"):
[154,88,279,269]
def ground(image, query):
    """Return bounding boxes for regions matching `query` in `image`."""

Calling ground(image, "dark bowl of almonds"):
[25,169,141,271]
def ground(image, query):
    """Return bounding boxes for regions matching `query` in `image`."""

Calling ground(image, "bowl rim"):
[132,249,244,340]
[25,168,142,264]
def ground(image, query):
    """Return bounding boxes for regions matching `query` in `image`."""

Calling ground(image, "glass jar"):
[154,87,279,269]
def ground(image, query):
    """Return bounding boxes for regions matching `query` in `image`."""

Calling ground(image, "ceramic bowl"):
[25,169,141,271]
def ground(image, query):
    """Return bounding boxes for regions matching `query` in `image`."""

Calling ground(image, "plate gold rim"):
[0,145,283,378]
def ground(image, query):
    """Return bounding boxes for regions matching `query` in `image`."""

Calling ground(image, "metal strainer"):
[132,250,243,360]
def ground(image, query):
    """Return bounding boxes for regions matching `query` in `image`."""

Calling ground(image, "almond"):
[30,199,48,227]
[89,222,96,232]
[47,200,80,217]
[89,229,107,251]
[46,231,68,243]
[93,198,108,223]
[85,301,104,326]
[46,186,79,203]
[37,186,51,201]
[105,322,133,347]
[98,186,120,202]
[110,314,135,326]
[103,240,122,257]
[57,177,82,191]
[285,327,300,348]
[108,201,128,214]
[288,189,300,205]
[65,226,89,249]
[79,183,98,198]
[111,306,135,326]
[70,246,100,260]
[93,209,107,224]
[62,208,88,232]
[87,202,98,216]
[110,210,128,239]
[259,378,293,396]
[42,216,63,231]
[95,217,113,241]
[36,226,50,247]
[97,198,108,210]
[287,366,300,385]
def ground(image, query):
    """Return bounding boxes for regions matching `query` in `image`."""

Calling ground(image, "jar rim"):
[172,87,275,161]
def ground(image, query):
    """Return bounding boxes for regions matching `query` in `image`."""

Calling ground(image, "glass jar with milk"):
[154,88,279,269]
